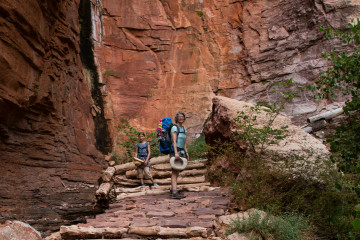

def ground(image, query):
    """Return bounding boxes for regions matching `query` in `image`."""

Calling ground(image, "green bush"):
[118,123,160,162]
[186,135,208,160]
[227,212,310,240]
[207,141,359,239]
[315,19,360,173]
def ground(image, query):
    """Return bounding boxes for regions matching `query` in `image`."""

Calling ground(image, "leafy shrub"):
[186,135,208,160]
[315,19,360,173]
[118,123,160,162]
[227,212,310,240]
[234,79,306,154]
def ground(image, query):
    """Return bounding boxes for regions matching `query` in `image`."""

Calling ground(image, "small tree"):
[234,79,304,154]
[315,19,360,173]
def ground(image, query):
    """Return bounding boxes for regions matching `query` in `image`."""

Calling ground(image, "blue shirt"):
[170,126,187,149]
[136,142,151,167]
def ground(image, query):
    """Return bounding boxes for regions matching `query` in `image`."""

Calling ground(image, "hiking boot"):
[171,191,185,199]
[169,190,185,196]
[153,182,159,186]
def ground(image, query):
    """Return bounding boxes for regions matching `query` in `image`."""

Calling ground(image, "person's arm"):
[171,130,180,159]
[145,142,151,164]
[134,145,138,158]
[184,143,189,161]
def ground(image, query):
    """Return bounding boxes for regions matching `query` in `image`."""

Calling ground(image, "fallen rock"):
[204,96,330,179]
[0,221,42,240]
[227,232,251,240]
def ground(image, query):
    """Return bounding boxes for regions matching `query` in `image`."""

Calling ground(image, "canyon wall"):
[0,0,359,235]
[92,0,359,140]
[0,0,105,234]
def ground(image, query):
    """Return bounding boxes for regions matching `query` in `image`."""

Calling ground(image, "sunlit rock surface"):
[92,0,359,137]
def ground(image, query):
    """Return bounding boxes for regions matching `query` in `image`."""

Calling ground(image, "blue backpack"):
[157,117,180,154]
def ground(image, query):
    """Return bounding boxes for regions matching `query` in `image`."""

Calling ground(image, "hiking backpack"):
[157,117,181,154]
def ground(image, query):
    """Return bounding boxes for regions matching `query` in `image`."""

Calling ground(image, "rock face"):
[91,0,360,138]
[0,0,105,235]
[203,96,329,178]
[0,0,359,235]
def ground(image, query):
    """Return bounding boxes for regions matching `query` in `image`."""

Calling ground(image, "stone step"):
[58,187,230,240]
[59,225,209,239]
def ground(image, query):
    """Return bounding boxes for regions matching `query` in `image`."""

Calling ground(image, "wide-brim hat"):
[133,157,144,167]
[170,157,188,170]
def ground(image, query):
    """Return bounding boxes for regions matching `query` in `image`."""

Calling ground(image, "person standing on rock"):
[135,132,158,187]
[170,111,189,199]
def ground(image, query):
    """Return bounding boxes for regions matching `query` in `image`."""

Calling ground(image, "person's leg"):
[137,168,145,186]
[144,167,157,185]
[171,169,179,191]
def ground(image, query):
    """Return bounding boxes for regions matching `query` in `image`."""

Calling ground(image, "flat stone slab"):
[61,189,230,239]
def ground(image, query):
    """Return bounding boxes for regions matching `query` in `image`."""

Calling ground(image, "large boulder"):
[0,221,42,240]
[204,96,330,179]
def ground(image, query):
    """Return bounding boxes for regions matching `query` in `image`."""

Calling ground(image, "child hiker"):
[135,132,158,187]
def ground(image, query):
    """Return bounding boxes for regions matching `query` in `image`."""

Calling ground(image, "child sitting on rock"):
[135,132,158,187]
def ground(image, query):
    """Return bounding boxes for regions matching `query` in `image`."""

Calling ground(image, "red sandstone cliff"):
[0,0,105,234]
[92,0,359,139]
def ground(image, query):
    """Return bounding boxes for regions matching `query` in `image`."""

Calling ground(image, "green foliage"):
[316,19,360,173]
[104,69,120,78]
[207,140,360,239]
[234,79,306,153]
[227,212,310,240]
[196,11,204,17]
[118,123,160,162]
[186,135,208,160]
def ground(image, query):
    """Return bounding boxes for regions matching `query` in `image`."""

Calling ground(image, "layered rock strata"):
[91,0,360,138]
[0,0,104,234]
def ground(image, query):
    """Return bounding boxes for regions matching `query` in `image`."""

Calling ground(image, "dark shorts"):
[170,149,186,158]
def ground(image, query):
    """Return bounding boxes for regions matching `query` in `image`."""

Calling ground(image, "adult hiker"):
[170,111,189,199]
[135,132,158,187]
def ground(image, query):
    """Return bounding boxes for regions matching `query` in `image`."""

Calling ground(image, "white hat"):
[170,157,188,170]
[133,157,144,167]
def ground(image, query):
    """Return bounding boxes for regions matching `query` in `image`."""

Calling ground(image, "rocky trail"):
[46,156,236,240]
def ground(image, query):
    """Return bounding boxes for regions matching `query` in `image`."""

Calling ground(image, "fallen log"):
[149,155,170,165]
[128,226,207,238]
[96,182,114,199]
[114,182,212,194]
[114,162,137,174]
[156,175,206,185]
[125,168,207,179]
[60,225,127,239]
[113,156,170,174]
[302,119,327,133]
[152,162,206,171]
[114,175,206,187]
[116,189,169,200]
[307,107,343,123]
[102,167,116,182]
